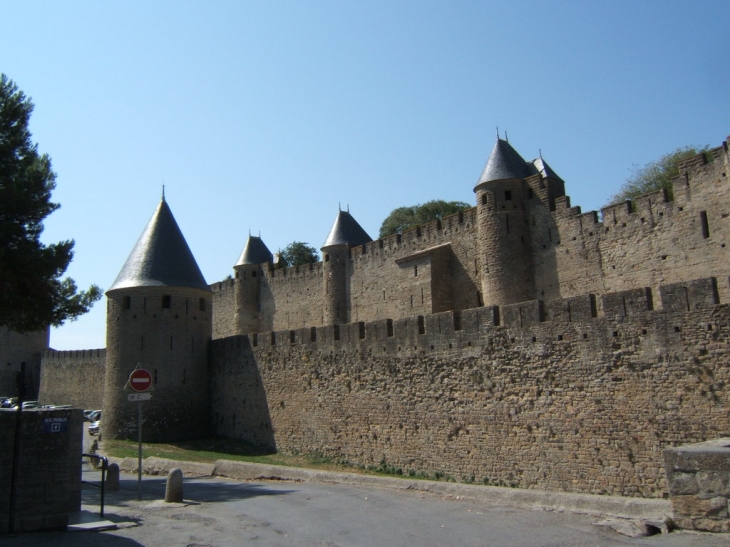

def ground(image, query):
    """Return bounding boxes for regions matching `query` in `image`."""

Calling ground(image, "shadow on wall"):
[210,335,276,452]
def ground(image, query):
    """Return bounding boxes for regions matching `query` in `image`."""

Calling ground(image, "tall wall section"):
[38,349,106,409]
[0,327,49,399]
[534,139,730,307]
[210,208,482,339]
[210,276,730,498]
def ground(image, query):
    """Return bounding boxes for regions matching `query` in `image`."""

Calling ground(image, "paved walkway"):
[3,461,730,547]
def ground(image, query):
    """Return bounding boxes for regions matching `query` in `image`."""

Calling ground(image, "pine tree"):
[0,74,101,332]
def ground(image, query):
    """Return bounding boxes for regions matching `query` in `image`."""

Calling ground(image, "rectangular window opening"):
[162,295,171,309]
[700,211,710,239]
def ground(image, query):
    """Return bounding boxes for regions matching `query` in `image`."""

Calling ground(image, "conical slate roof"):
[235,235,273,267]
[107,198,210,293]
[528,157,563,181]
[321,210,372,250]
[475,139,531,189]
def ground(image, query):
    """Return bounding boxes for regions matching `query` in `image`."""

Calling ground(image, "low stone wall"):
[664,439,730,532]
[0,408,83,532]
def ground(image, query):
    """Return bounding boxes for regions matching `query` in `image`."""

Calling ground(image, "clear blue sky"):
[2,1,728,350]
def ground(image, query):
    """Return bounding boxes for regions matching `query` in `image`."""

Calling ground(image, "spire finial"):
[505,131,508,143]
[539,148,543,159]
[496,126,499,140]
[162,184,165,201]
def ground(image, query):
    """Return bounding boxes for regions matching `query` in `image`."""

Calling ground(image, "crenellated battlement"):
[42,348,106,361]
[219,276,721,356]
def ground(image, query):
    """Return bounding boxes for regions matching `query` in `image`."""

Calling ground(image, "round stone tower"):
[474,138,535,306]
[103,196,212,442]
[233,235,273,334]
[321,209,372,325]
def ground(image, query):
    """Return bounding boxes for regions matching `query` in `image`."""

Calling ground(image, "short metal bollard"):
[165,468,184,503]
[106,462,120,492]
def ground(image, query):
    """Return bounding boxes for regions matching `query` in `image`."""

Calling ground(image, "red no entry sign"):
[129,368,153,392]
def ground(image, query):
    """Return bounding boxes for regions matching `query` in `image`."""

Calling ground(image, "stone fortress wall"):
[0,327,48,399]
[209,277,729,497]
[210,138,730,337]
[33,133,730,497]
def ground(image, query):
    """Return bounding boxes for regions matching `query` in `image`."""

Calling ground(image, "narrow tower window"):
[700,211,710,239]
[504,190,512,201]
[162,295,171,309]
[199,298,206,311]
[123,296,131,310]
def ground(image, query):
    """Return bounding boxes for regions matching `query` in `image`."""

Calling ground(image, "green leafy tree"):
[379,199,471,238]
[0,74,101,332]
[276,241,319,268]
[607,146,709,205]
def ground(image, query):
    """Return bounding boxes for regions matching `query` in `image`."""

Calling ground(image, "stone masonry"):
[26,133,730,504]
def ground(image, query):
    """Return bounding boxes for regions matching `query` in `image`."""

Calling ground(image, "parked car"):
[84,410,102,422]
[12,401,40,410]
[88,420,101,436]
[0,397,16,408]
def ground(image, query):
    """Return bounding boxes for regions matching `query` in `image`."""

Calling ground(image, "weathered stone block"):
[502,300,544,328]
[696,471,730,497]
[668,472,699,495]
[670,495,728,518]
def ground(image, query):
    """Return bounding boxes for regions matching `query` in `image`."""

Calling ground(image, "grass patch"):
[102,437,363,473]
[100,437,459,483]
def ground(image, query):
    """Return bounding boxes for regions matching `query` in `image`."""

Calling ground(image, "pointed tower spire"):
[235,235,273,267]
[321,210,372,250]
[475,138,530,190]
[108,198,209,292]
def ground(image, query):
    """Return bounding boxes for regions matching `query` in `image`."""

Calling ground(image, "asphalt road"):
[3,469,730,547]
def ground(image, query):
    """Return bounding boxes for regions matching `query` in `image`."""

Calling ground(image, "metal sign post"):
[137,400,143,500]
[124,365,153,501]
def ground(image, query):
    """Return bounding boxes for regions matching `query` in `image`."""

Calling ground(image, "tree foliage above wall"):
[276,241,319,268]
[0,74,101,332]
[607,146,709,205]
[379,200,471,239]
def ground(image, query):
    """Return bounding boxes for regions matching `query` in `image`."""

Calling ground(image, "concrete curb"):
[109,456,671,520]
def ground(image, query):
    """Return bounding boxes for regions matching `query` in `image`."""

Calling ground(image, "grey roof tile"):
[235,235,273,267]
[528,157,563,181]
[321,210,372,250]
[475,139,530,188]
[107,198,210,293]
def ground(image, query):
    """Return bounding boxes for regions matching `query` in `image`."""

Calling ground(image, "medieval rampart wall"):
[211,278,238,339]
[0,327,49,399]
[537,141,730,307]
[261,262,325,331]
[38,349,106,409]
[210,208,482,338]
[210,276,729,497]
[211,140,730,341]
